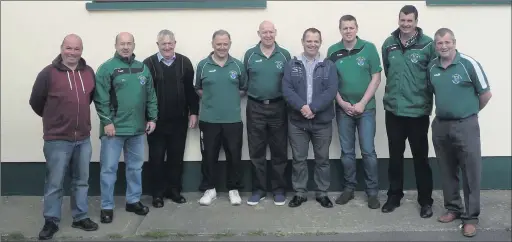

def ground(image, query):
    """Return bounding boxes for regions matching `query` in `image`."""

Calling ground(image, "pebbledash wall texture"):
[1,1,511,195]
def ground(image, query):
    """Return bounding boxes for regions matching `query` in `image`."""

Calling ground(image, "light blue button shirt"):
[299,53,321,104]
[157,52,176,66]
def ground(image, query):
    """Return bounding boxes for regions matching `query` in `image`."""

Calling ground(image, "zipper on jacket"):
[72,71,80,142]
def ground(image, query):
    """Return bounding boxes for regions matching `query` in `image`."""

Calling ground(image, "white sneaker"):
[229,190,242,205]
[199,188,217,206]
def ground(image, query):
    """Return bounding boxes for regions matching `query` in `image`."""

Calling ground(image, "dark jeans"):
[336,108,378,196]
[246,98,288,195]
[288,120,332,198]
[43,137,92,224]
[147,118,188,197]
[198,121,244,191]
[385,111,433,206]
[432,115,481,224]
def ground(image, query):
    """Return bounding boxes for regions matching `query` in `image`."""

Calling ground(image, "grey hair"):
[212,29,231,40]
[157,29,175,42]
[434,27,456,40]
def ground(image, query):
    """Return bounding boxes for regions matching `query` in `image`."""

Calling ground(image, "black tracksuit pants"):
[198,121,244,191]
[147,119,188,197]
[385,111,434,206]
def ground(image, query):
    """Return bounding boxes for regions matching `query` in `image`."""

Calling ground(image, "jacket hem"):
[43,134,91,142]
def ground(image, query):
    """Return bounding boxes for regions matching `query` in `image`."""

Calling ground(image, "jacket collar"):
[292,52,325,66]
[51,54,87,71]
[114,51,136,64]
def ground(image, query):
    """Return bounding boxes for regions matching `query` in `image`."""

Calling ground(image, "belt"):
[248,96,283,104]
[436,113,477,122]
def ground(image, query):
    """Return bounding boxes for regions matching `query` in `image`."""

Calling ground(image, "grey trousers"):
[432,114,481,224]
[288,120,332,197]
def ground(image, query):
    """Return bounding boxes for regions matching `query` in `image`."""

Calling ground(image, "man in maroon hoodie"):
[29,34,99,240]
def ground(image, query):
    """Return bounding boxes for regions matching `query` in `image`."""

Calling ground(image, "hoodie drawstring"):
[78,71,85,94]
[66,71,73,90]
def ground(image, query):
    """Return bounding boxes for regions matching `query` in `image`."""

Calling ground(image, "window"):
[426,0,511,6]
[86,0,267,11]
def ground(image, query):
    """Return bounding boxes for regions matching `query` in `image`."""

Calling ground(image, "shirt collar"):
[297,52,322,63]
[255,41,281,57]
[339,36,364,50]
[399,30,419,48]
[206,52,234,66]
[157,52,176,62]
[436,50,461,67]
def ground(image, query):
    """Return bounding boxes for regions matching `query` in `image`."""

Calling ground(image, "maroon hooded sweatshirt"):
[29,55,96,141]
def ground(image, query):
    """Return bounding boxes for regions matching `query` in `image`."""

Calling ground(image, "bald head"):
[259,20,275,31]
[115,32,134,45]
[61,34,83,48]
[115,32,135,58]
[257,20,277,48]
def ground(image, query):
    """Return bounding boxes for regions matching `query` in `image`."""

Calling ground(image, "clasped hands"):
[300,105,315,119]
[341,101,365,116]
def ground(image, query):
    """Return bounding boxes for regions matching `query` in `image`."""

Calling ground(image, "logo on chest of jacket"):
[451,74,462,84]
[139,75,147,85]
[229,70,238,80]
[275,61,284,69]
[356,56,366,66]
[409,53,420,63]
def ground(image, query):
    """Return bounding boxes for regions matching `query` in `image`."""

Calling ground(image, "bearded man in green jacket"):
[93,32,158,224]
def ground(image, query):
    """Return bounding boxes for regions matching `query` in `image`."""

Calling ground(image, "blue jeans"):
[336,108,378,196]
[100,135,145,209]
[43,137,92,224]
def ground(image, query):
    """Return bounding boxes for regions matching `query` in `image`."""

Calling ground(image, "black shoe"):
[71,218,99,231]
[126,201,149,215]
[381,197,400,213]
[316,196,333,208]
[165,190,187,204]
[368,196,381,209]
[100,209,113,224]
[288,195,307,208]
[420,205,433,218]
[152,197,164,208]
[335,191,354,205]
[38,220,59,240]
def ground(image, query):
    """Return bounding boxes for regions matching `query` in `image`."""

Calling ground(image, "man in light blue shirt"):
[282,28,338,209]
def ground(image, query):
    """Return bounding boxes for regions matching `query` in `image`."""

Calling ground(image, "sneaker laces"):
[230,190,239,197]
[205,189,215,197]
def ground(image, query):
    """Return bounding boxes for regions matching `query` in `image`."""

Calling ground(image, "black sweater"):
[143,53,199,124]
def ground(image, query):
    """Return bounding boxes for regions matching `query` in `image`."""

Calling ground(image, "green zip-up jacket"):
[93,52,158,137]
[381,27,437,117]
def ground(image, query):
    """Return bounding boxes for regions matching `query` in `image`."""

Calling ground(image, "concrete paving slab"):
[0,195,148,240]
[135,190,511,236]
[0,190,509,241]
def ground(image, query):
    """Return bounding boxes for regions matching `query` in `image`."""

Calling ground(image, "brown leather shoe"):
[438,212,459,223]
[462,223,477,237]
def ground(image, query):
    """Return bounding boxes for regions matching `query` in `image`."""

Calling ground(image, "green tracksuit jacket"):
[381,27,437,117]
[93,52,158,137]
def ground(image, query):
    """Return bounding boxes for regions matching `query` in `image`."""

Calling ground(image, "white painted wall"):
[1,1,510,162]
